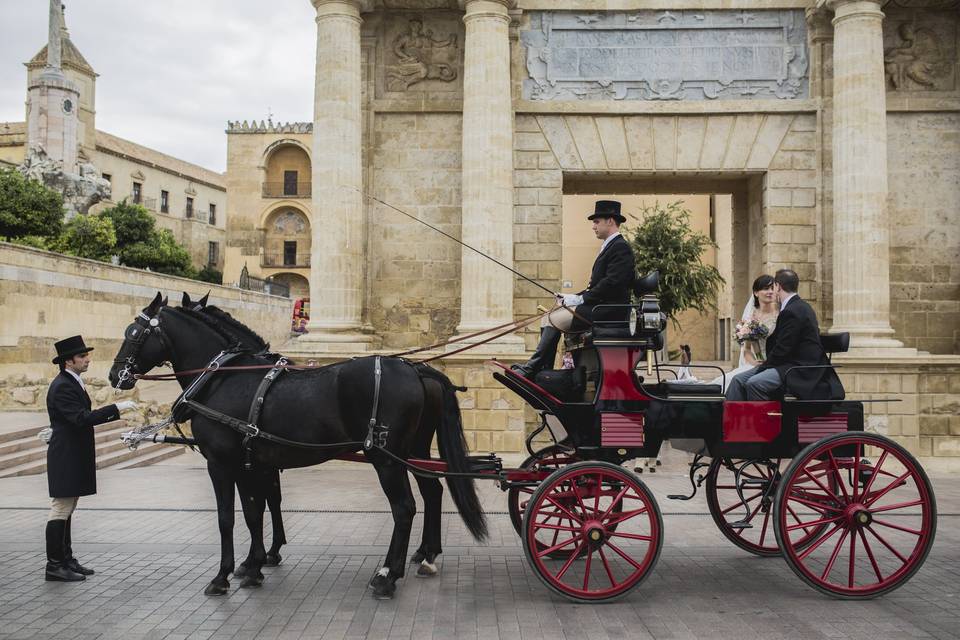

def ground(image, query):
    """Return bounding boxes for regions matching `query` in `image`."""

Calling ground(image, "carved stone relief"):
[273,210,308,235]
[883,10,958,92]
[521,10,810,101]
[380,14,462,94]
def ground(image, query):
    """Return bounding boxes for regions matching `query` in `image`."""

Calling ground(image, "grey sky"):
[0,0,318,172]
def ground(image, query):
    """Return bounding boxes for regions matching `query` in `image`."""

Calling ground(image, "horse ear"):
[147,291,163,313]
[161,296,169,307]
[181,292,192,307]
[198,292,209,308]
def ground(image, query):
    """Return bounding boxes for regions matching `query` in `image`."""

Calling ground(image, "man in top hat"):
[512,200,636,378]
[44,335,137,581]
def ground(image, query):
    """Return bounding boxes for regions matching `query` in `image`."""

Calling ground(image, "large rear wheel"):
[774,433,936,599]
[522,461,662,602]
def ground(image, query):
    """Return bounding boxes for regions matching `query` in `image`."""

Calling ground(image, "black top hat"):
[52,335,94,364]
[587,200,626,224]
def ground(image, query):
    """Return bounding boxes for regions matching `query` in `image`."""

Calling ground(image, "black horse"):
[109,293,486,599]
[182,291,453,580]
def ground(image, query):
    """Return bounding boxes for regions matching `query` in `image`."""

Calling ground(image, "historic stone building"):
[227,0,956,460]
[0,4,227,272]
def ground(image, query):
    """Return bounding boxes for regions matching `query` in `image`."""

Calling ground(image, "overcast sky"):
[0,0,318,172]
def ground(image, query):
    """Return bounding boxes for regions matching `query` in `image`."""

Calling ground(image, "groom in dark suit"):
[726,269,844,401]
[512,200,636,378]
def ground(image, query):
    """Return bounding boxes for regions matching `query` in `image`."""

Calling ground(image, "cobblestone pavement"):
[0,459,958,640]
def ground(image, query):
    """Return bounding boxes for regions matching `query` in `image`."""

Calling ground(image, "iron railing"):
[185,208,209,223]
[142,196,157,211]
[239,265,290,298]
[262,181,312,198]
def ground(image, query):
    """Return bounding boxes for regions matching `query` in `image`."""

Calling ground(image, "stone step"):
[0,423,130,472]
[0,440,183,478]
[113,445,185,470]
[0,424,46,445]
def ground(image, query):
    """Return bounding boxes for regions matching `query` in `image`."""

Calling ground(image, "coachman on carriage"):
[108,196,936,603]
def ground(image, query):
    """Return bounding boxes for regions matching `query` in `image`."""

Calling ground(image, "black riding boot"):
[45,520,84,582]
[511,327,562,378]
[63,517,94,576]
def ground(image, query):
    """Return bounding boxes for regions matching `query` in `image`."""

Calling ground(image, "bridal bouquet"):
[734,319,770,359]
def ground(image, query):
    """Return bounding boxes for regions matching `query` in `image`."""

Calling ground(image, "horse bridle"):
[113,309,173,390]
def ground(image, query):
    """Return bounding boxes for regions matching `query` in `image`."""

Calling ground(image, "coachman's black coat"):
[574,234,636,327]
[46,372,120,498]
[756,295,845,401]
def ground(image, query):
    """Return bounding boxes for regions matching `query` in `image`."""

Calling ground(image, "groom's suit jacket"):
[757,296,845,400]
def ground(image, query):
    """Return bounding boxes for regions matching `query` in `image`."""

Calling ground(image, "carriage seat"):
[664,381,723,396]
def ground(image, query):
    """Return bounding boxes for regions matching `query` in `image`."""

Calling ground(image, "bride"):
[712,274,778,391]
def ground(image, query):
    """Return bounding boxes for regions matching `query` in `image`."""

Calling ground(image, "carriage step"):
[728,522,754,530]
[666,494,692,500]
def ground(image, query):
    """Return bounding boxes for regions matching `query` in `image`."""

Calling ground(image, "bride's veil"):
[737,293,755,368]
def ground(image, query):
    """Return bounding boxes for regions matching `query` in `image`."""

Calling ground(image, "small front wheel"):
[522,461,662,602]
[774,432,936,599]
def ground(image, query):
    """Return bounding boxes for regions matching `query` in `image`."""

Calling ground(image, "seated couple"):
[722,268,844,402]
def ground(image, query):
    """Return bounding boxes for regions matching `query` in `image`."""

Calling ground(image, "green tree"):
[0,169,64,240]
[52,213,117,262]
[99,200,154,246]
[122,228,195,278]
[625,200,724,329]
[196,265,223,285]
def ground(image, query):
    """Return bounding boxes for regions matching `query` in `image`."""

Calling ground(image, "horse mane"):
[202,305,271,352]
[173,305,253,352]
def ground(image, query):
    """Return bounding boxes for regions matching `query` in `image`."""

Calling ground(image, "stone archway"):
[269,272,309,299]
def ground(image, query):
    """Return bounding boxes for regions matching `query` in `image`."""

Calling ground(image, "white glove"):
[116,400,137,412]
[560,293,583,307]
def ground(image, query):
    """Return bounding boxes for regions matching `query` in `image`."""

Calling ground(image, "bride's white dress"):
[712,310,777,391]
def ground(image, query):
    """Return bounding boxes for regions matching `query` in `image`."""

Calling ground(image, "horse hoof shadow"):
[416,560,438,577]
[204,581,229,596]
[240,574,264,588]
[264,553,282,567]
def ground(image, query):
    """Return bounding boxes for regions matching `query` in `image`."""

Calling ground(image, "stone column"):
[826,0,909,353]
[453,0,524,353]
[301,0,376,351]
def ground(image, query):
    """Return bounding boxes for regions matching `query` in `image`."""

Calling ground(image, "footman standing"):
[44,335,136,581]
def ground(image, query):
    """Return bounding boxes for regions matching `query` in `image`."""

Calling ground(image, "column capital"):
[311,0,370,19]
[824,0,884,22]
[805,7,834,42]
[459,0,516,14]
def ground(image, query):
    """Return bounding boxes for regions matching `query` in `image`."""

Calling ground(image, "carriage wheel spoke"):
[872,518,922,536]
[598,547,616,588]
[534,522,580,533]
[758,507,772,547]
[868,499,924,514]
[826,452,851,502]
[858,528,884,583]
[865,526,908,564]
[544,494,583,525]
[600,484,630,521]
[720,491,761,516]
[605,540,644,571]
[605,507,648,527]
[555,540,585,580]
[800,468,841,504]
[861,450,888,497]
[788,495,842,513]
[847,529,857,587]
[593,473,602,515]
[798,524,842,561]
[785,514,843,533]
[864,470,911,508]
[583,549,593,590]
[852,444,862,500]
[820,527,850,581]
[537,534,580,558]
[608,531,653,542]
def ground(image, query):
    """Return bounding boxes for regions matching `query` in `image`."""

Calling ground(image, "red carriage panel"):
[600,412,645,447]
[722,401,781,443]
[597,346,649,401]
[797,413,848,443]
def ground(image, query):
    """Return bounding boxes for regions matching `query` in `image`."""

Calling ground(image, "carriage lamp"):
[629,308,638,335]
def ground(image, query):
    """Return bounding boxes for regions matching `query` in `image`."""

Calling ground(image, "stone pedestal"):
[826,0,913,355]
[452,0,524,354]
[301,0,378,352]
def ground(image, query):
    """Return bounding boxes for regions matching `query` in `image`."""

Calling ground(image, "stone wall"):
[369,113,463,349]
[0,242,293,369]
[887,113,960,354]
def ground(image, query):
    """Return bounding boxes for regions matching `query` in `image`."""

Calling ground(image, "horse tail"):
[414,364,488,541]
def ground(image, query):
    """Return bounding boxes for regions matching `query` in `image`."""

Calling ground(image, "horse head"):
[108,292,171,390]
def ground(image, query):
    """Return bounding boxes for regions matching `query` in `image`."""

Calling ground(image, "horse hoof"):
[410,550,425,564]
[264,553,282,567]
[240,574,264,588]
[416,560,438,577]
[234,563,248,578]
[204,581,229,596]
[371,578,396,600]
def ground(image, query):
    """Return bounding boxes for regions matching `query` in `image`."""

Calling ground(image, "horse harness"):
[172,349,388,470]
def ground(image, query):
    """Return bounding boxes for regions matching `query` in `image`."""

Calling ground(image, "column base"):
[445,331,527,356]
[293,329,382,354]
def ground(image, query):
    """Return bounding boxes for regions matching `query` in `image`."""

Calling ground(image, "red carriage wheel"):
[508,446,583,559]
[774,432,936,599]
[522,461,662,602]
[706,458,833,557]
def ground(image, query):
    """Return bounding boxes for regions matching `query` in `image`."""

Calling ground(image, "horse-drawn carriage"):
[112,277,936,602]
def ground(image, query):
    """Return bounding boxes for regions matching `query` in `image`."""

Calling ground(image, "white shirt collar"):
[65,368,85,390]
[780,292,798,311]
[599,231,621,254]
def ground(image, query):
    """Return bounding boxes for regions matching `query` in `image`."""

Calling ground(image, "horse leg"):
[204,461,236,596]
[235,473,268,588]
[410,474,442,577]
[369,462,416,600]
[264,469,286,566]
